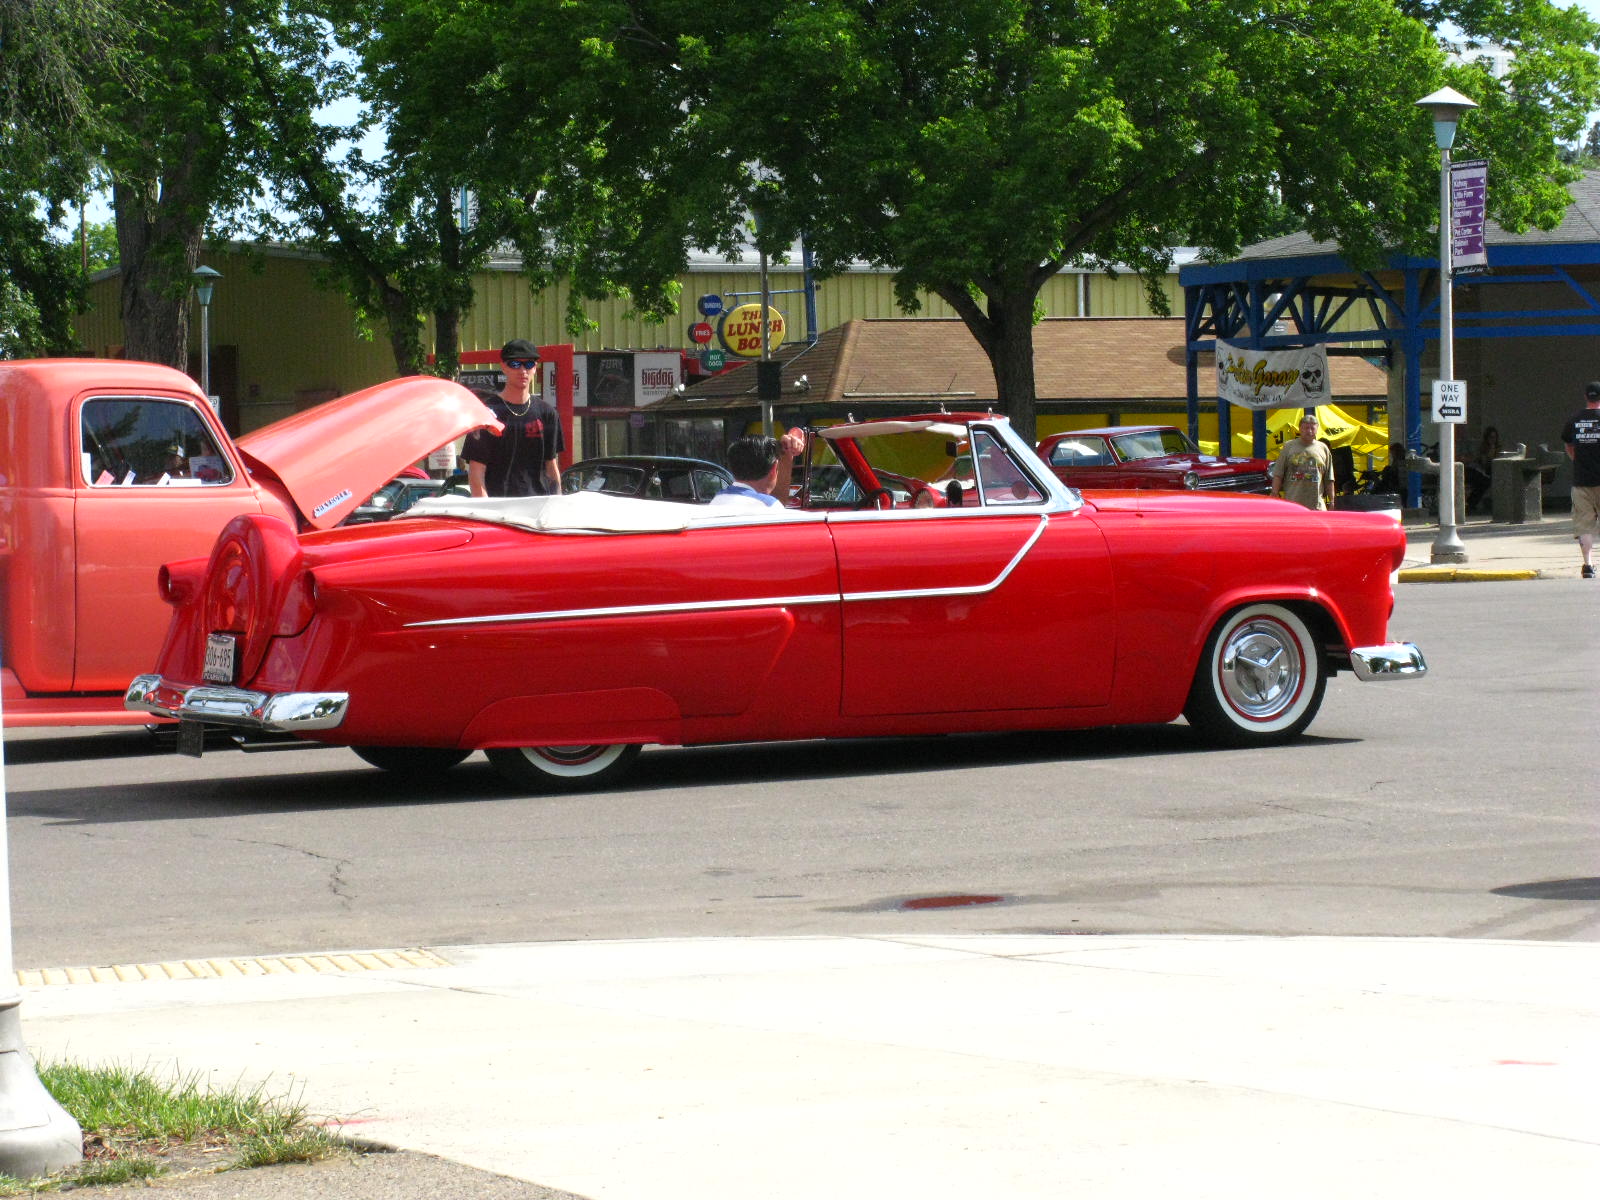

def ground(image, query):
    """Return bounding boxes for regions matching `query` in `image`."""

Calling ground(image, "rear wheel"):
[1184,603,1326,746]
[485,744,642,792]
[352,746,471,775]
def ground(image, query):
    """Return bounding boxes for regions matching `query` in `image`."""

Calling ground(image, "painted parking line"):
[16,947,451,987]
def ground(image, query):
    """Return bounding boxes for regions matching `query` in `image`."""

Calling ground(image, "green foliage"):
[39,1061,309,1141]
[418,0,1600,436]
[229,1127,342,1169]
[0,0,124,356]
[0,1061,341,1195]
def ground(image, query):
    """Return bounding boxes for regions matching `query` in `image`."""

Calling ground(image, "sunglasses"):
[505,358,539,370]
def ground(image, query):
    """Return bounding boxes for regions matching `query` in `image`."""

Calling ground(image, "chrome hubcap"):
[1219,618,1303,720]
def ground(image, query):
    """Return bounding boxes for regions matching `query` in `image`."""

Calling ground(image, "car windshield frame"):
[805,416,1071,514]
[1111,428,1198,462]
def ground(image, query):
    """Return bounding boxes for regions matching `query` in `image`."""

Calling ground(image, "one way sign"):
[1431,379,1467,424]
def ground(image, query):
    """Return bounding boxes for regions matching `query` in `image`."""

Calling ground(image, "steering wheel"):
[855,487,894,510]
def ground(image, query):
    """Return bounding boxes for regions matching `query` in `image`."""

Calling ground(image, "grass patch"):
[0,1061,346,1194]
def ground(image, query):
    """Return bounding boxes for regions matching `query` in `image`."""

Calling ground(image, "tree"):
[0,0,123,355]
[233,4,529,376]
[88,2,348,368]
[443,0,1600,439]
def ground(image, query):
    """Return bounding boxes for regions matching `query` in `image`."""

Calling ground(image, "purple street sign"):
[1450,159,1488,271]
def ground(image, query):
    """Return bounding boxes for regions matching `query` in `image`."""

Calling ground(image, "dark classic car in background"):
[342,475,470,525]
[1037,425,1272,493]
[561,456,734,503]
[128,413,1425,792]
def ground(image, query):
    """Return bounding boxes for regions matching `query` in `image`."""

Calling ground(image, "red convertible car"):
[1037,425,1272,493]
[126,414,1424,790]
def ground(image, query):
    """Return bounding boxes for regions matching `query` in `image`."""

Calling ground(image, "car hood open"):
[235,377,500,530]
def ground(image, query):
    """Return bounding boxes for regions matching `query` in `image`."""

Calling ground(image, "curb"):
[1398,566,1541,582]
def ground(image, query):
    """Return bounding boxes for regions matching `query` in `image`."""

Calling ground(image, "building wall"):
[74,249,1190,433]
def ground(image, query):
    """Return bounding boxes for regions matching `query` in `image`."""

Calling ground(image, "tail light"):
[273,570,319,636]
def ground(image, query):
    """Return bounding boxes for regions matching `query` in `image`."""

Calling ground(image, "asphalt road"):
[6,582,1598,970]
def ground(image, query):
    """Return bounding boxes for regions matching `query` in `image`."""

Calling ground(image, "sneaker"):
[1584,564,1596,579]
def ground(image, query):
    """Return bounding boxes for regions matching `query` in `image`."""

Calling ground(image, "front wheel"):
[352,746,472,775]
[485,744,642,792]
[1184,603,1326,746]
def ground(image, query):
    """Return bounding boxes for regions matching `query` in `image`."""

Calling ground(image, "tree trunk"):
[936,282,1041,443]
[114,178,199,368]
[988,299,1040,444]
[381,283,426,376]
[430,181,463,378]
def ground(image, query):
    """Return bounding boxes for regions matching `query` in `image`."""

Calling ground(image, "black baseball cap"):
[1586,380,1600,398]
[501,338,540,362]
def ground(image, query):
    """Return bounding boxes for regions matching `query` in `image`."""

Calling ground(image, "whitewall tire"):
[486,744,642,792]
[1184,603,1326,746]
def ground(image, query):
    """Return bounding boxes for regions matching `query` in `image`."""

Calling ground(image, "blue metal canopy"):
[1179,171,1600,502]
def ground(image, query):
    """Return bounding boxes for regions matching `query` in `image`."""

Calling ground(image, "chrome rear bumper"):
[125,675,349,732]
[1349,643,1427,681]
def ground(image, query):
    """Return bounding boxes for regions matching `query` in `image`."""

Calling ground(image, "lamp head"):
[192,264,222,306]
[1416,87,1477,150]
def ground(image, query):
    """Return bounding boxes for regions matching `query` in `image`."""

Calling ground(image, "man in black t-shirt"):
[461,338,565,497]
[1561,380,1600,579]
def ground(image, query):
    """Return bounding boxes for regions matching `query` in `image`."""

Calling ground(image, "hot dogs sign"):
[718,303,787,358]
[1215,341,1330,411]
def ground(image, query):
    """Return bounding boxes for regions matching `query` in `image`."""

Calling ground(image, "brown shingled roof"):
[657,317,1387,412]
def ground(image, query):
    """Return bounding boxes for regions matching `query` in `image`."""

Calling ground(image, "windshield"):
[801,422,1046,510]
[1111,428,1197,461]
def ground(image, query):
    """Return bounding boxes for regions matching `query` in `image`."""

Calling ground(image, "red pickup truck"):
[1,359,493,727]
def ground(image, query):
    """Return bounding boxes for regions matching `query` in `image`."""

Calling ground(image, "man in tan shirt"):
[1270,414,1335,511]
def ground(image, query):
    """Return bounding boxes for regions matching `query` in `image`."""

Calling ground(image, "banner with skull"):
[1215,341,1330,411]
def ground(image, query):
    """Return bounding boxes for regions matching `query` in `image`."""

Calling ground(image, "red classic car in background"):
[1037,425,1272,493]
[127,413,1426,791]
[0,359,495,726]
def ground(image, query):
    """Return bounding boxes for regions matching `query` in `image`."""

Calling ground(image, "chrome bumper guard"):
[125,674,349,733]
[1348,643,1427,682]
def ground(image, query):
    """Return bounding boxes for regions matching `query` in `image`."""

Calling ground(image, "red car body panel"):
[0,361,495,726]
[129,415,1418,774]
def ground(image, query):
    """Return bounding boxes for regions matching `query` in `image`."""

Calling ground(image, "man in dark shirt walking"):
[1561,380,1600,579]
[462,339,564,497]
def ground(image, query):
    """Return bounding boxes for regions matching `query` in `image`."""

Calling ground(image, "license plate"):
[202,633,236,684]
[176,719,205,758]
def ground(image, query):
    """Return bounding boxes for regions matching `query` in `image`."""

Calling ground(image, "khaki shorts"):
[1574,485,1600,539]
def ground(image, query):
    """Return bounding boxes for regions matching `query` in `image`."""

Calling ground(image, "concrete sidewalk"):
[18,935,1600,1200]
[1399,513,1585,581]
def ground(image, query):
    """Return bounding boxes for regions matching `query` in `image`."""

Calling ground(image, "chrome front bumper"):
[1348,643,1427,681]
[125,674,349,733]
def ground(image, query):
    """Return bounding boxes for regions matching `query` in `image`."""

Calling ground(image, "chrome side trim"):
[411,592,840,629]
[407,515,1050,628]
[1349,643,1427,681]
[842,515,1047,603]
[125,674,348,731]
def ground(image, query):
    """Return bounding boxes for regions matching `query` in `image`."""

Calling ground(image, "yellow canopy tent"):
[1198,403,1392,468]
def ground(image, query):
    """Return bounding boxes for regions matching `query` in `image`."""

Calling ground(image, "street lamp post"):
[750,198,779,437]
[193,265,221,414]
[1417,87,1476,564]
[0,689,83,1176]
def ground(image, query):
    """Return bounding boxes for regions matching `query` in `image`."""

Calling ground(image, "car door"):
[72,393,268,692]
[832,432,1117,717]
